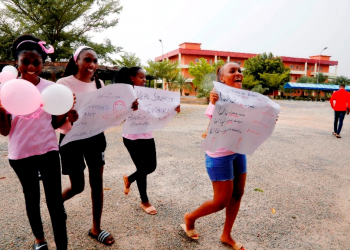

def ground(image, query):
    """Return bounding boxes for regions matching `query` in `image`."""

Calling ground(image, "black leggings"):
[123,138,157,203]
[9,151,67,250]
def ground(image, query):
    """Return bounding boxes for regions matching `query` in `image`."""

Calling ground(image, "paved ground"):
[1,100,350,250]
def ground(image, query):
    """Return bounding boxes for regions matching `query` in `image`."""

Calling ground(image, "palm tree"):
[251,84,269,94]
[331,76,350,85]
[169,74,192,96]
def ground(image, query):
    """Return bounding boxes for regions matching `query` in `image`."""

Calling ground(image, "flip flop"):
[140,204,157,215]
[221,241,245,250]
[88,229,114,245]
[180,224,199,240]
[123,175,130,195]
[33,241,48,250]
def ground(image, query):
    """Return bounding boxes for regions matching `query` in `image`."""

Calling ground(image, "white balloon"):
[41,84,74,115]
[2,65,18,77]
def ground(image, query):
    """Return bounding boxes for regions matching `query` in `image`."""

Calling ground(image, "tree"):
[168,74,192,96]
[144,60,179,89]
[0,0,123,62]
[259,72,290,96]
[297,76,314,83]
[112,52,142,67]
[251,84,269,94]
[243,52,290,87]
[188,58,214,91]
[196,72,216,103]
[315,72,328,83]
[331,76,350,85]
[242,74,260,90]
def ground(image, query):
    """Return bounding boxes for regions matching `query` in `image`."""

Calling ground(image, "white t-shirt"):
[57,75,104,134]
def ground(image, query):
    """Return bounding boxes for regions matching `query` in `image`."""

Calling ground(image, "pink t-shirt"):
[8,78,58,160]
[123,132,153,140]
[56,75,104,134]
[205,103,235,158]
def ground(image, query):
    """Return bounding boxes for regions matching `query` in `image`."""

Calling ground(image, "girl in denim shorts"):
[181,62,247,250]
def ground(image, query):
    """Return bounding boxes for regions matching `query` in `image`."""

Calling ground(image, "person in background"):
[330,83,350,138]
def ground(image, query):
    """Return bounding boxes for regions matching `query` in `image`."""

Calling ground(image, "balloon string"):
[17,107,43,120]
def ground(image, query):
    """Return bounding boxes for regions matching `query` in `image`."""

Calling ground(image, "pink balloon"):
[0,71,16,84]
[1,79,42,115]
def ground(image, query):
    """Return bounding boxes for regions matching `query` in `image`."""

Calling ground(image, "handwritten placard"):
[200,81,280,155]
[60,84,136,146]
[122,86,180,134]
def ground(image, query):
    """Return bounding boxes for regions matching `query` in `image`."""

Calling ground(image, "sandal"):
[123,175,130,195]
[336,134,341,138]
[140,204,157,215]
[33,241,48,250]
[221,240,245,250]
[180,224,199,240]
[88,229,114,245]
[333,132,337,136]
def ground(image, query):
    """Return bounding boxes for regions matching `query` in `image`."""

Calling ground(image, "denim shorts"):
[205,153,247,181]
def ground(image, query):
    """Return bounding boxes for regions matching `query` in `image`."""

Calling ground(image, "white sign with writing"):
[200,81,280,155]
[122,86,180,134]
[60,84,136,146]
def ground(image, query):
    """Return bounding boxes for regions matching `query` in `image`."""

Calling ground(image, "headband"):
[74,46,93,62]
[16,40,54,54]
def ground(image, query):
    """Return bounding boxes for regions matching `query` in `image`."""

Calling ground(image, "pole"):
[159,39,164,90]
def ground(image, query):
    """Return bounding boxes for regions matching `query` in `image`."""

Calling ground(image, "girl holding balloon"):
[0,34,77,250]
[57,46,138,245]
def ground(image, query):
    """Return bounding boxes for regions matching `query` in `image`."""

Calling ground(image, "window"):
[320,67,323,71]
[311,66,314,71]
[238,61,241,65]
[195,58,199,63]
[307,66,309,70]
[209,59,212,64]
[296,66,299,70]
[291,76,294,80]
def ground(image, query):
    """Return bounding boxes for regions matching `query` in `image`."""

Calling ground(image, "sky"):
[94,0,350,77]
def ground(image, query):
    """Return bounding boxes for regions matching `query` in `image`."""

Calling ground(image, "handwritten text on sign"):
[60,84,136,146]
[122,86,180,134]
[200,81,280,155]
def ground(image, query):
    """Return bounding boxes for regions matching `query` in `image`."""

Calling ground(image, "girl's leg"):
[10,157,45,244]
[221,173,247,249]
[88,165,114,245]
[40,151,67,250]
[185,180,233,231]
[62,172,85,201]
[123,138,157,207]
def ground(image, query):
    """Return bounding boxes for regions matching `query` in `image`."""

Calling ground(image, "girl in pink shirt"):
[181,63,247,250]
[0,34,77,250]
[114,67,180,215]
[57,47,137,246]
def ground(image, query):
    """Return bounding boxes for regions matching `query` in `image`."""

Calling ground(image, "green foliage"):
[251,84,269,94]
[297,76,314,83]
[0,0,122,62]
[168,74,192,96]
[258,72,289,90]
[188,58,222,89]
[144,60,179,88]
[111,52,141,67]
[242,74,260,90]
[331,76,350,85]
[316,72,328,83]
[243,52,290,87]
[196,72,216,103]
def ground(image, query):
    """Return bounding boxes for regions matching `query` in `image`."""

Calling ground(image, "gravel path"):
[1,100,350,249]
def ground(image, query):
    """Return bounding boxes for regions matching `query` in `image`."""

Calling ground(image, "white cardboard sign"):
[200,81,280,155]
[60,84,136,146]
[122,86,180,134]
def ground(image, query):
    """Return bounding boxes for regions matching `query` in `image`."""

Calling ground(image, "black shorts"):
[59,133,106,175]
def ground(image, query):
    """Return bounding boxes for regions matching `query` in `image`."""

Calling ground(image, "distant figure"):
[330,84,349,138]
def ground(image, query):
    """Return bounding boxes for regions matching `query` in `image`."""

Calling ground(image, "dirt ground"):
[1,100,350,250]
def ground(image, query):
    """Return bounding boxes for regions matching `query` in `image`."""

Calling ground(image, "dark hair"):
[340,84,345,88]
[112,66,143,85]
[12,34,48,61]
[63,48,101,89]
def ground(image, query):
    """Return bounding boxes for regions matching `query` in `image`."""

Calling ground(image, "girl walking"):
[114,67,180,215]
[57,46,138,245]
[0,34,76,250]
[181,62,246,250]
